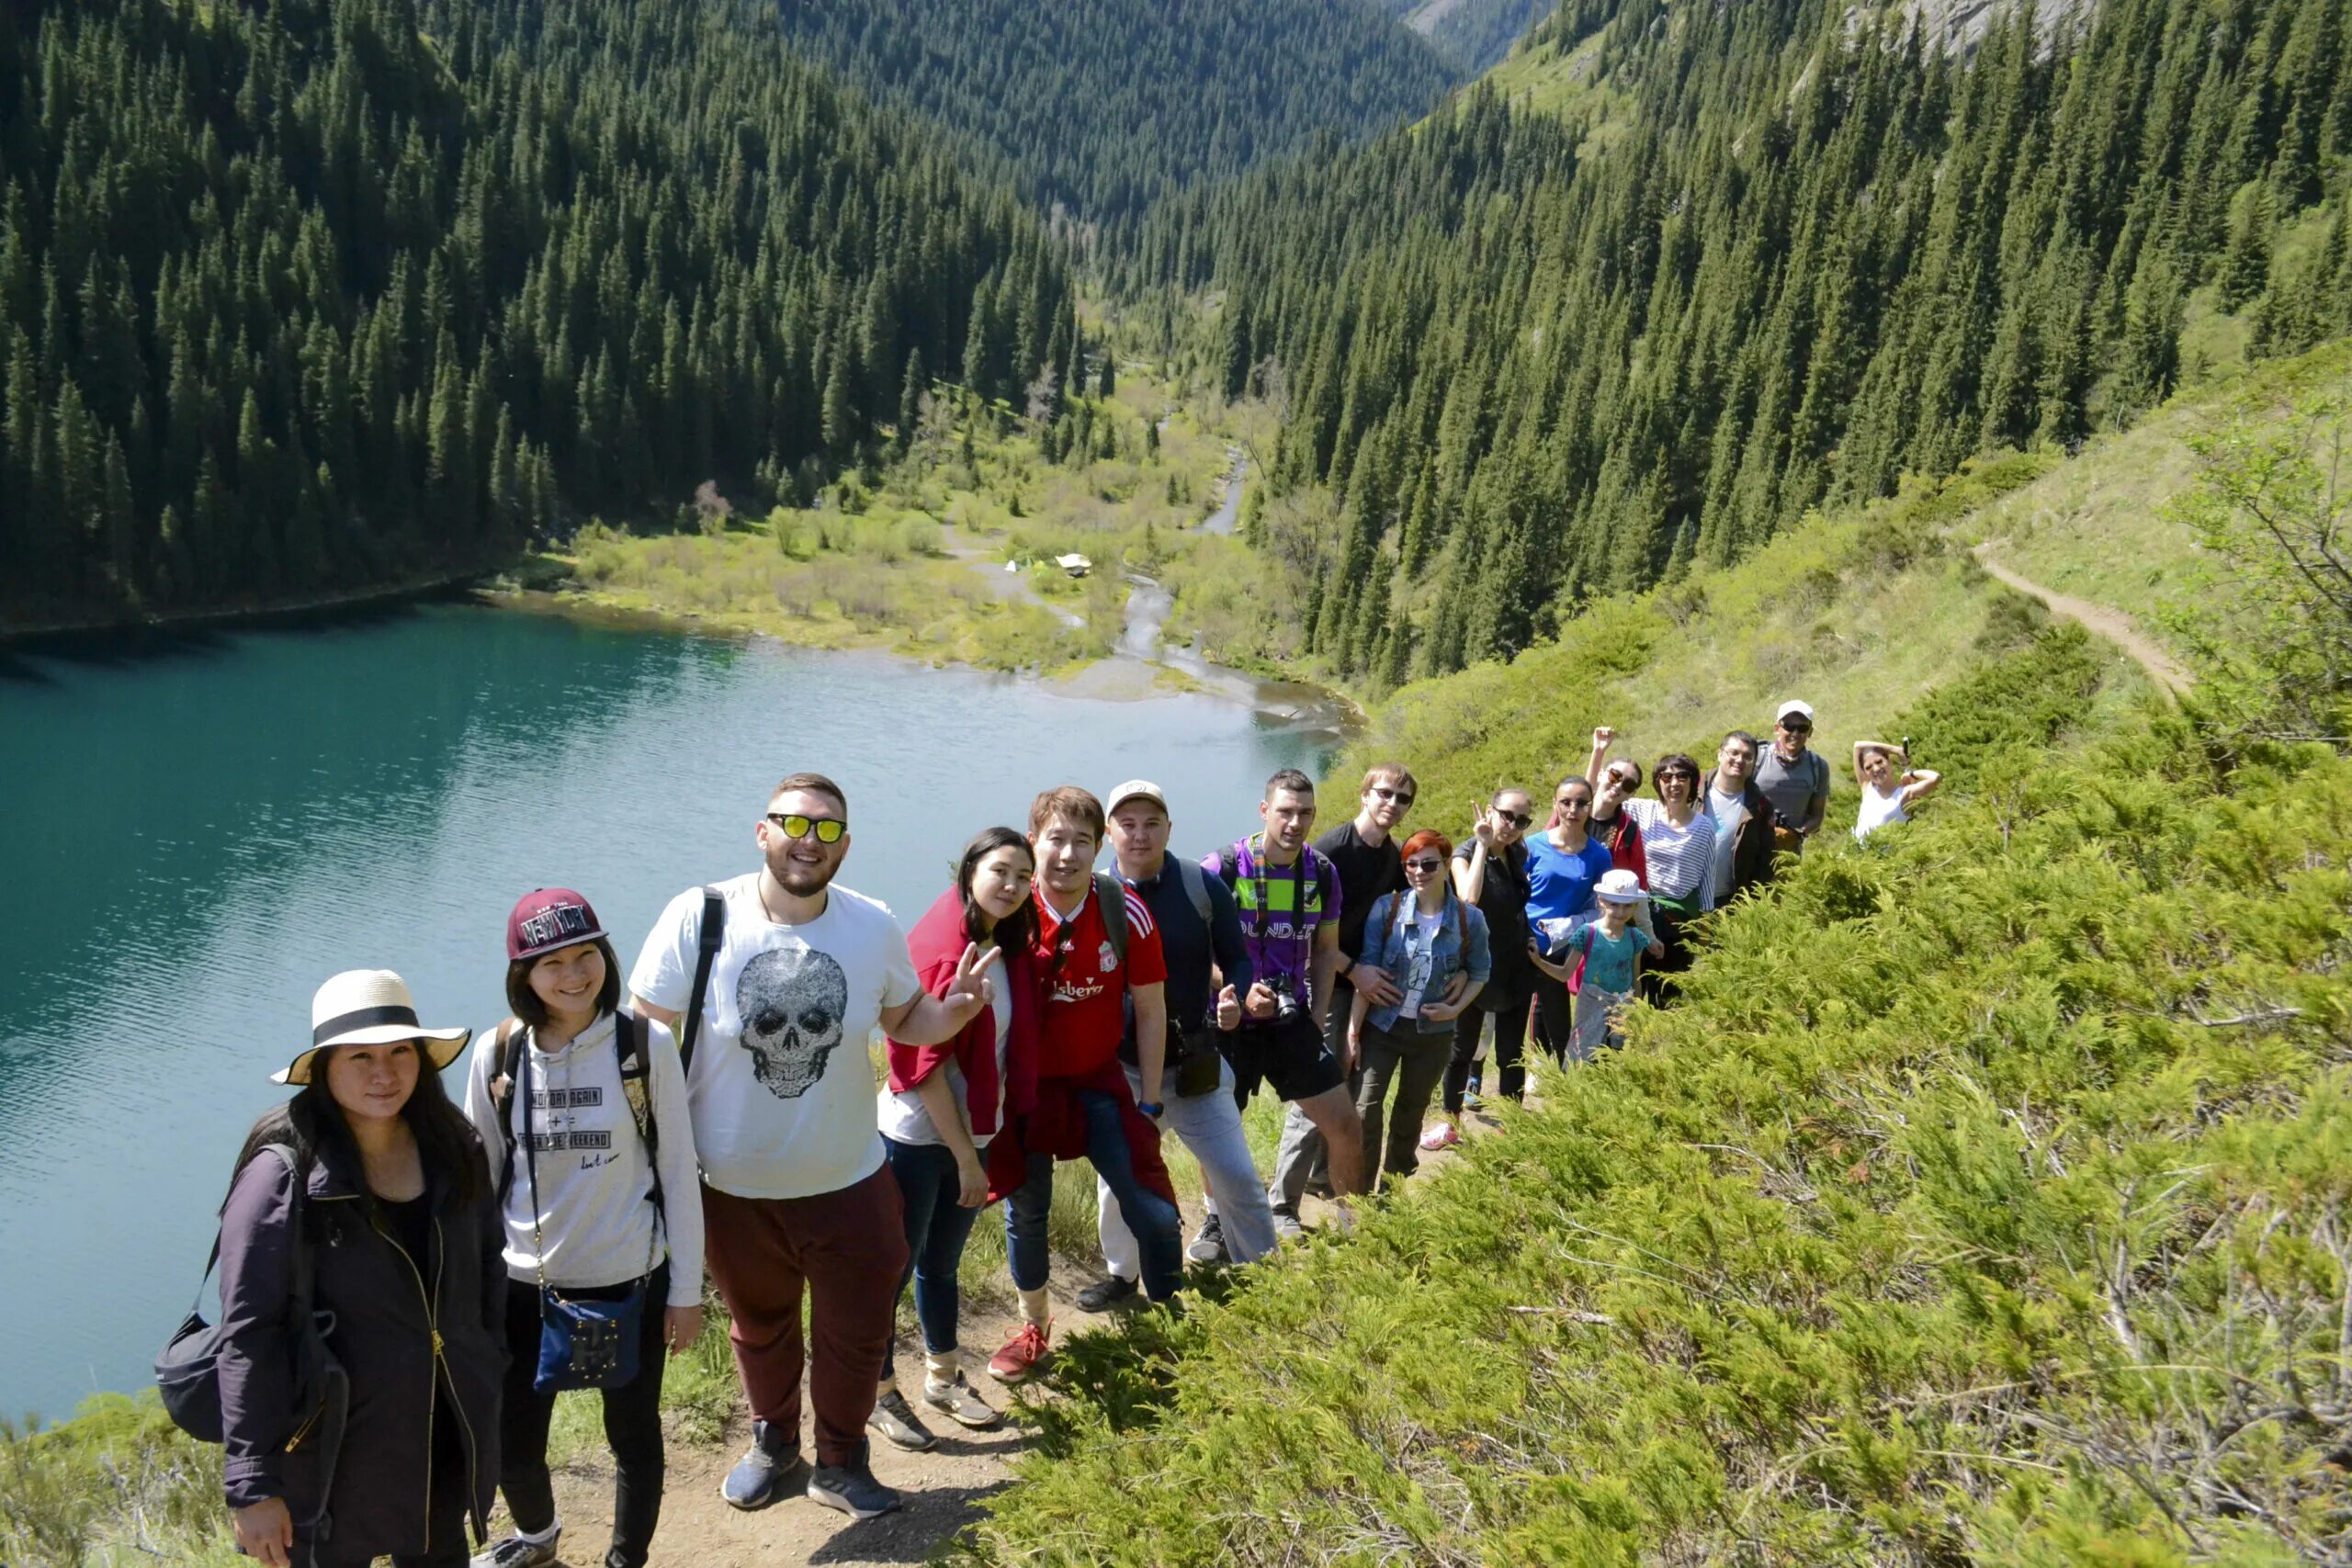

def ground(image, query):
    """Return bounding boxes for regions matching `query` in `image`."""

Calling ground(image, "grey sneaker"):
[808,1438,903,1519]
[866,1387,937,1452]
[1270,1206,1306,1243]
[1185,1213,1227,1264]
[720,1418,805,1510]
[471,1530,560,1568]
[921,1371,1001,1429]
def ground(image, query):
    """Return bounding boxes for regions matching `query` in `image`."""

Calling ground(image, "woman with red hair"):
[1345,829,1490,1191]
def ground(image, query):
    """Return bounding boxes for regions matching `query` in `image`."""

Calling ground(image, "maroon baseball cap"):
[507,888,607,961]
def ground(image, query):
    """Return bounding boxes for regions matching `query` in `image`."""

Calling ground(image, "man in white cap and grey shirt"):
[1753,699,1831,852]
[1075,779,1281,1308]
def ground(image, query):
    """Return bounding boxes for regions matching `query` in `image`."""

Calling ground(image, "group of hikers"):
[198,701,1939,1567]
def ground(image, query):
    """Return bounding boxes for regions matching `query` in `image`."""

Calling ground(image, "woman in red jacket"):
[866,828,1040,1452]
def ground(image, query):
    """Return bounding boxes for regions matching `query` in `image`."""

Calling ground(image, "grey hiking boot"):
[1185,1212,1228,1264]
[866,1387,937,1452]
[471,1529,560,1568]
[921,1371,1001,1430]
[808,1438,903,1519]
[720,1418,805,1510]
[1075,1273,1140,1312]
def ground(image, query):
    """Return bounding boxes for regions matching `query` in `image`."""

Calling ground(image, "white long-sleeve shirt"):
[463,1010,704,1307]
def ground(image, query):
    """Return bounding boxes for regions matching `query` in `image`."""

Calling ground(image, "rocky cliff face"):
[1899,0,2098,56]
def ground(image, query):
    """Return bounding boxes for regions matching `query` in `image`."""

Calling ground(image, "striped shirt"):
[1624,798,1718,908]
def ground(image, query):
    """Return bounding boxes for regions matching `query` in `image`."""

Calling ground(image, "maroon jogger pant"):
[701,1162,910,1468]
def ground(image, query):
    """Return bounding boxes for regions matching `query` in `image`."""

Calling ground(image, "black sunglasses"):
[1403,856,1445,873]
[1371,785,1416,806]
[766,812,846,843]
[1498,811,1533,828]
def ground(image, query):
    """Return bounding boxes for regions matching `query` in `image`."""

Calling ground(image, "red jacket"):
[885,888,1039,1139]
[1591,807,1649,886]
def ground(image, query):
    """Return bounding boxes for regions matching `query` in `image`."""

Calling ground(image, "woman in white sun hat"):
[1530,870,1657,1060]
[216,969,505,1568]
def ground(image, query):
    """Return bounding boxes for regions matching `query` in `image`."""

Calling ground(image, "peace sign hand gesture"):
[940,941,1001,1024]
[1472,800,1498,847]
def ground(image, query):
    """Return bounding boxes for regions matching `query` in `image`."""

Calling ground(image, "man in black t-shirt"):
[1267,764,1414,1235]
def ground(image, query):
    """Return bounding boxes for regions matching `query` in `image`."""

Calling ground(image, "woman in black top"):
[217,969,503,1568]
[1427,788,1537,1148]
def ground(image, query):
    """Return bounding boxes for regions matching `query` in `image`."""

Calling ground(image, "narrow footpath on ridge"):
[1969,541,2195,697]
[543,1118,1495,1566]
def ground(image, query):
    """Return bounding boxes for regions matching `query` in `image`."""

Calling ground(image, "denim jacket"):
[1356,888,1492,1035]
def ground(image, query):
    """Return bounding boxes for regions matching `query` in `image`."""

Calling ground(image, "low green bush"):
[960,638,2352,1564]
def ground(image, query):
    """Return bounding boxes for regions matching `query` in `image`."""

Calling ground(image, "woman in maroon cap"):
[460,891,704,1568]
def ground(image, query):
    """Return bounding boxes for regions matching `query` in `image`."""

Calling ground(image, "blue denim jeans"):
[1005,1089,1183,1300]
[881,1136,984,1378]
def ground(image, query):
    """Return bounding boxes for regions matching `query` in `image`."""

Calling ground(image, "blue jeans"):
[1005,1089,1183,1300]
[881,1137,984,1378]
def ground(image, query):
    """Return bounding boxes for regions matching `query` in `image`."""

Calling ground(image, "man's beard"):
[767,849,838,896]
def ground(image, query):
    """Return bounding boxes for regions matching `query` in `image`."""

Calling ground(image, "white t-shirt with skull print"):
[630,874,921,1201]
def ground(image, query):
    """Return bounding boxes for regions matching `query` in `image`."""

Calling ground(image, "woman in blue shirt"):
[1522,775,1612,1064]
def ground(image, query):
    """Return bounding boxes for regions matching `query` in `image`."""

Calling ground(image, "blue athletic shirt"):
[1524,834,1615,929]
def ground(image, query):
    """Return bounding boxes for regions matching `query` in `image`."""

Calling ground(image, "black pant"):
[1529,969,1576,1067]
[1445,982,1530,1111]
[499,1263,669,1568]
[297,1404,470,1567]
[1640,907,1698,1005]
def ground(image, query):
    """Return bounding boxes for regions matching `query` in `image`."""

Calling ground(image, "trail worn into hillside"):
[1971,544,2193,696]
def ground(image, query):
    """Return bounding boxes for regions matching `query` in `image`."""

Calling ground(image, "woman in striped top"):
[1588,729,1715,1001]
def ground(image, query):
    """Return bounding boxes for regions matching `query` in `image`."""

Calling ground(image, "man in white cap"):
[1754,699,1831,852]
[1080,780,1281,1305]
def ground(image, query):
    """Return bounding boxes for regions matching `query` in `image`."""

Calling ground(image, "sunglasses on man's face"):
[1781,722,1812,736]
[1371,785,1415,806]
[766,812,847,843]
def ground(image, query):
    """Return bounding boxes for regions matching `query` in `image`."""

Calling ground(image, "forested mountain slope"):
[1377,0,1557,73]
[0,0,1073,629]
[1126,0,2352,687]
[771,0,1460,225]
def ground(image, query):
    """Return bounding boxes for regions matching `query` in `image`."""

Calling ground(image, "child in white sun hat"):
[1530,869,1656,1059]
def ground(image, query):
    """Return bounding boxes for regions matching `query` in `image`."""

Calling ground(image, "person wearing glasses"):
[628,774,997,1521]
[1422,787,1537,1151]
[1755,700,1831,853]
[1585,730,1715,1001]
[1583,750,1650,885]
[1266,764,1417,1237]
[1702,731,1779,903]
[1523,775,1613,1065]
[1347,829,1488,1190]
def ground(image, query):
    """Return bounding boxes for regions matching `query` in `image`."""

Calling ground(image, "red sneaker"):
[988,1321,1051,1383]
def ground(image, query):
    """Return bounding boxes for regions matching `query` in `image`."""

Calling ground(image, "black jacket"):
[218,1136,503,1558]
[1701,771,1781,900]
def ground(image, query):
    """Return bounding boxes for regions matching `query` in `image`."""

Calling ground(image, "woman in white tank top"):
[1852,741,1940,840]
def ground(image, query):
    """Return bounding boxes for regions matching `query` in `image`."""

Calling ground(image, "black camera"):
[1268,973,1303,1023]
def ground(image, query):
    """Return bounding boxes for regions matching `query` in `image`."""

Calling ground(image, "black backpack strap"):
[1094,872,1128,967]
[614,1010,669,1273]
[487,1018,525,1204]
[678,886,726,1075]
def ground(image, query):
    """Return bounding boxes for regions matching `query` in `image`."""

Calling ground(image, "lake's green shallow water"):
[0,600,1340,1422]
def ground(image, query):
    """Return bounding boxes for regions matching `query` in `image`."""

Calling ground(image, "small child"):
[1531,870,1655,1060]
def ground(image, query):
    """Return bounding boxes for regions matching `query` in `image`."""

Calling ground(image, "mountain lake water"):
[0,597,1344,1423]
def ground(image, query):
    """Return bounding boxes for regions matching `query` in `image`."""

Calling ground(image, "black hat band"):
[312,1004,422,1045]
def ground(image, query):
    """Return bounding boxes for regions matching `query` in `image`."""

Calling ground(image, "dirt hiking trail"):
[1971,543,2194,697]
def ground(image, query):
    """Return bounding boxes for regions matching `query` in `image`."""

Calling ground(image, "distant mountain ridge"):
[1380,0,1558,73]
[772,0,1460,224]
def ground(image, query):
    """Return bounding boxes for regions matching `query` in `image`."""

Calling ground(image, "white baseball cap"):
[1104,779,1170,816]
[1776,699,1815,725]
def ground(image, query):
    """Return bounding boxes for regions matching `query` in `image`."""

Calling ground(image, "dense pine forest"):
[1129,0,2352,686]
[1378,0,1557,73]
[0,0,1076,627]
[770,0,1460,226]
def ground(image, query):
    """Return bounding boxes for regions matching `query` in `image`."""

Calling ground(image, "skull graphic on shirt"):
[734,946,849,1100]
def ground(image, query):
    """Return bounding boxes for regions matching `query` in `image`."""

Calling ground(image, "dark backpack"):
[155,1145,345,1482]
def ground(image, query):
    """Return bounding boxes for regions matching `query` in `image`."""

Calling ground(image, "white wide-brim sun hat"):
[274,967,471,1085]
[1595,869,1650,906]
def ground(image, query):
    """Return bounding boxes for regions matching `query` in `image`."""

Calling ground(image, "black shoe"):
[720,1418,805,1510]
[1185,1213,1227,1264]
[808,1438,903,1520]
[1075,1273,1140,1312]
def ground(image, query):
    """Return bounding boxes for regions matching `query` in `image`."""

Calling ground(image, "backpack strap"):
[487,1018,525,1203]
[678,886,726,1075]
[614,1009,669,1272]
[1175,855,1213,925]
[1094,872,1128,967]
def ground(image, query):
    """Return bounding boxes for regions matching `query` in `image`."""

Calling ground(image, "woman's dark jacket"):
[217,1135,504,1558]
[1701,770,1781,899]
